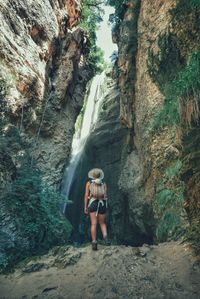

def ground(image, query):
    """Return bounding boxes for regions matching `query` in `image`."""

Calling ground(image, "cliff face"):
[0,0,91,187]
[134,0,177,204]
[0,0,95,271]
[116,0,200,243]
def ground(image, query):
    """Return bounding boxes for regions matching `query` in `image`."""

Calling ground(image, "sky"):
[96,5,118,62]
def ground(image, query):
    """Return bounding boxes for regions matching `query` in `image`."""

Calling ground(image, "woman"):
[84,168,108,250]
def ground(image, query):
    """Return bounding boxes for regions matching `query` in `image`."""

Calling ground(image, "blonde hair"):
[93,172,100,179]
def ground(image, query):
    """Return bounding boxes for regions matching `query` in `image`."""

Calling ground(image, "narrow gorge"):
[1,0,200,298]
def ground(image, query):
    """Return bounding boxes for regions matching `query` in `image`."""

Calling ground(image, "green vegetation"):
[79,0,106,73]
[0,161,72,270]
[154,160,186,242]
[0,124,72,272]
[151,50,200,131]
[148,0,200,132]
[147,0,200,132]
[172,0,200,16]
[148,33,183,89]
[106,0,127,32]
[186,215,200,254]
[146,2,200,252]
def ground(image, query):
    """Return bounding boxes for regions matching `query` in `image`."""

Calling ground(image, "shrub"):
[151,50,200,130]
[172,0,200,17]
[154,160,186,242]
[0,161,72,272]
[79,0,105,73]
[106,0,127,32]
[0,123,72,272]
[185,216,200,255]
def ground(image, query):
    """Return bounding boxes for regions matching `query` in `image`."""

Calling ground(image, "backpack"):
[89,181,105,199]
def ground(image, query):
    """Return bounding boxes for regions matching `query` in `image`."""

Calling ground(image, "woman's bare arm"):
[84,181,90,214]
[104,183,108,199]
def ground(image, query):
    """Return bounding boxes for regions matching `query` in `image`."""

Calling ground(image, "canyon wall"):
[0,0,92,188]
[0,0,94,270]
[116,0,200,242]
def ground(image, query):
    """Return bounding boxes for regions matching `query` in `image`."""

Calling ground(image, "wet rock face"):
[69,72,155,245]
[0,0,91,186]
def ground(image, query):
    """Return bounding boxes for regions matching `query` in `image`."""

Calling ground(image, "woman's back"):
[89,181,105,199]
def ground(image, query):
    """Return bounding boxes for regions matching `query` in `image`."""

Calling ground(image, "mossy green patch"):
[172,0,200,18]
[0,126,72,273]
[151,50,200,131]
[154,160,186,242]
[148,32,184,89]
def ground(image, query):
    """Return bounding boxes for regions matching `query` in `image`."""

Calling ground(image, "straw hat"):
[88,168,104,180]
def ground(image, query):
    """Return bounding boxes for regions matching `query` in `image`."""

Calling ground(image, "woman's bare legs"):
[98,213,108,240]
[90,212,97,241]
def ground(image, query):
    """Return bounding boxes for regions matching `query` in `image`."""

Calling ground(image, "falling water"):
[61,72,106,214]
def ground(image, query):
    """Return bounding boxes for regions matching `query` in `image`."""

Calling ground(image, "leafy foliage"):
[151,50,200,130]
[106,0,127,32]
[148,33,183,89]
[154,160,186,242]
[147,2,200,252]
[173,0,200,16]
[0,125,72,272]
[79,0,106,73]
[0,161,72,271]
[186,216,200,255]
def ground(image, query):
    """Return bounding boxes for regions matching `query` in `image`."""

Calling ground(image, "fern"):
[154,160,186,242]
[151,48,200,130]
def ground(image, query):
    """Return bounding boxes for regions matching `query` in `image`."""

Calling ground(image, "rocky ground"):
[0,241,200,299]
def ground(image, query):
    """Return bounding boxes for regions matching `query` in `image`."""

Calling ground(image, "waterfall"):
[61,72,106,214]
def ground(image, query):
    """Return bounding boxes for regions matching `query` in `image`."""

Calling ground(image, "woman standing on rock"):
[84,168,109,250]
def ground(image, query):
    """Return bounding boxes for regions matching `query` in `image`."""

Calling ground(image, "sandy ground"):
[0,241,200,299]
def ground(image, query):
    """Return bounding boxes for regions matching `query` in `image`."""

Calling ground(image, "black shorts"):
[88,199,107,214]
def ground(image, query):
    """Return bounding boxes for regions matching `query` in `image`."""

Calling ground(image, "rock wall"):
[114,0,178,208]
[0,0,95,271]
[134,0,177,203]
[115,0,200,242]
[0,0,92,187]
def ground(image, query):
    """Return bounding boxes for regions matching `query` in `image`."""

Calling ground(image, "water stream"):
[61,72,106,214]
